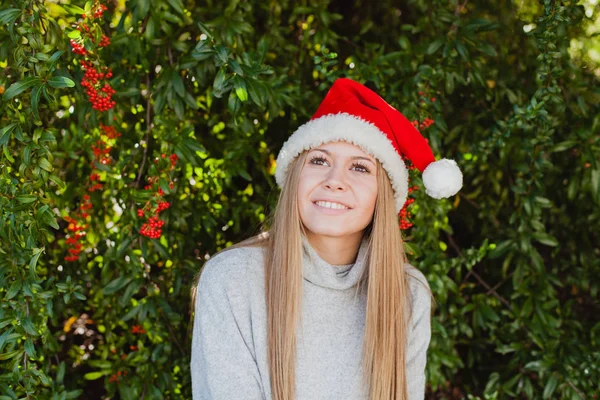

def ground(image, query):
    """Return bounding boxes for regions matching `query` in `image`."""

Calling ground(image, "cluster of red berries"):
[100,123,121,139]
[138,153,179,239]
[81,60,116,112]
[88,172,102,192]
[63,195,92,262]
[70,3,109,58]
[154,153,179,170]
[91,139,113,165]
[410,118,435,130]
[64,232,84,262]
[399,197,416,230]
[70,3,116,113]
[87,124,120,192]
[140,215,166,239]
[70,39,87,55]
[88,3,108,19]
[80,61,116,112]
[108,369,128,384]
[97,35,110,47]
[131,324,146,334]
[399,185,418,230]
[64,121,121,261]
[399,164,419,231]
[418,91,436,103]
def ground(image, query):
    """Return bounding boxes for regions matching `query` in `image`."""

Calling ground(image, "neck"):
[305,231,364,265]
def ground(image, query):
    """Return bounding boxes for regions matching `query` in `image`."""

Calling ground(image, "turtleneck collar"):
[301,234,370,290]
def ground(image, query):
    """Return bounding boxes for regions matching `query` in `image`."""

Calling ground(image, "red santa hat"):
[275,78,463,212]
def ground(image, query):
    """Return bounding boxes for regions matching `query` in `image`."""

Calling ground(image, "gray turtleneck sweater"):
[190,237,432,399]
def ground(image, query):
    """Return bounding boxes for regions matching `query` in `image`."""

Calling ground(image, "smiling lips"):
[313,200,351,210]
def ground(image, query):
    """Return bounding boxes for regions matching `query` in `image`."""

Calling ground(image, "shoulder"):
[404,263,432,328]
[404,263,431,297]
[198,245,266,294]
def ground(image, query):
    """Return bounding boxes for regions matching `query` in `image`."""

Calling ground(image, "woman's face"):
[297,141,378,242]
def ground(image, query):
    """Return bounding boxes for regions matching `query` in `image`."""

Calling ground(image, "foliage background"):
[1,0,599,399]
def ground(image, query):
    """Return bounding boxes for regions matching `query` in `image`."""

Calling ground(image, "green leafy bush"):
[0,0,598,398]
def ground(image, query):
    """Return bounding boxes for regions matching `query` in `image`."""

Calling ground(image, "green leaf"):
[214,45,229,64]
[0,8,20,24]
[74,292,87,301]
[47,76,75,89]
[103,276,133,295]
[455,40,469,61]
[591,169,600,203]
[228,90,240,115]
[56,362,66,384]
[0,123,18,146]
[235,86,248,102]
[31,84,44,120]
[16,195,38,204]
[0,330,20,352]
[6,281,21,300]
[84,371,111,380]
[3,77,42,101]
[551,140,577,152]
[3,146,15,163]
[181,136,206,153]
[238,168,252,181]
[0,318,12,330]
[478,43,497,57]
[488,240,514,259]
[49,174,66,190]
[151,238,170,259]
[427,38,445,55]
[542,374,558,399]
[21,317,38,336]
[197,21,214,40]
[38,206,59,230]
[67,30,82,39]
[213,67,228,97]
[29,247,43,281]
[38,157,53,172]
[121,304,142,321]
[24,338,37,359]
[532,232,558,247]
[229,60,244,76]
[0,349,22,361]
[166,0,185,15]
[247,79,267,107]
[63,4,86,15]
[171,70,185,97]
[49,50,65,63]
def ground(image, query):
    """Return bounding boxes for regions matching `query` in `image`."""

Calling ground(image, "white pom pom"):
[422,159,463,199]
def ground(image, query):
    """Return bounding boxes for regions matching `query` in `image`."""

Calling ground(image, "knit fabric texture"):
[190,236,432,400]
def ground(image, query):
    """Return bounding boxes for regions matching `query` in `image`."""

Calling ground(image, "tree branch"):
[135,75,152,188]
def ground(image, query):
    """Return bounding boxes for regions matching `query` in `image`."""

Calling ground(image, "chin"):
[303,220,367,239]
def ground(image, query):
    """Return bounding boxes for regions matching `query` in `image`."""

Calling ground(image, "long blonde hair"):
[190,149,431,400]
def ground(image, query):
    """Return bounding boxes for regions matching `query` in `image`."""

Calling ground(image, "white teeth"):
[315,201,349,210]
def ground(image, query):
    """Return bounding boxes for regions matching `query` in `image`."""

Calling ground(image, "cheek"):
[297,170,321,199]
[355,179,378,210]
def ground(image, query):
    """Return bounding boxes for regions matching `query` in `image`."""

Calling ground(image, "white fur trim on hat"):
[422,158,463,199]
[275,113,409,212]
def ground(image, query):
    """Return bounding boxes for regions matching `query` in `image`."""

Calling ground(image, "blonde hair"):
[190,149,432,400]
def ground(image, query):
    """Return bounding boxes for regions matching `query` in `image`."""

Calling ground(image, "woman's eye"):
[309,156,328,166]
[352,163,370,173]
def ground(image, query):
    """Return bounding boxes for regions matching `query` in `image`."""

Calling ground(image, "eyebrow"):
[310,148,376,164]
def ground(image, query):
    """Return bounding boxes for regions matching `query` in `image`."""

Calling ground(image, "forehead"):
[309,141,376,161]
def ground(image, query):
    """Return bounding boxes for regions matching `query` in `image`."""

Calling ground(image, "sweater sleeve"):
[405,266,432,400]
[190,251,266,400]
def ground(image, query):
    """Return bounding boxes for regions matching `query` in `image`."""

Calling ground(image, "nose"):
[323,165,347,192]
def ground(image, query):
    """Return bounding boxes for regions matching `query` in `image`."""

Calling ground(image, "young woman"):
[190,78,463,400]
